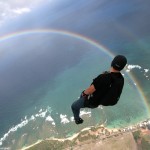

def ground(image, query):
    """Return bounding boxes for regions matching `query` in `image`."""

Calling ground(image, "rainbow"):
[0,28,149,115]
[0,29,114,57]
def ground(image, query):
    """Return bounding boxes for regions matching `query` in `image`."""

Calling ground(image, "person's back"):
[85,71,124,107]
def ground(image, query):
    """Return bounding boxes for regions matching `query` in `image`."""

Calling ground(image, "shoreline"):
[22,140,42,150]
[22,118,150,150]
[22,126,94,150]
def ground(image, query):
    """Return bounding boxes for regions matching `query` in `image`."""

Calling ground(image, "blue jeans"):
[71,96,86,120]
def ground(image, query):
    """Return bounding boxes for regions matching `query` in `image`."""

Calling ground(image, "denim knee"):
[71,102,76,110]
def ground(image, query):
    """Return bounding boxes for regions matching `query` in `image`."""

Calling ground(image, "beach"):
[22,118,150,150]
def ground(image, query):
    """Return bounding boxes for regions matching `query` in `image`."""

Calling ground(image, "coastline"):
[22,140,42,150]
[22,118,150,150]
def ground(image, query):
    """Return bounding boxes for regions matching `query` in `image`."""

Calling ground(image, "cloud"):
[12,8,31,15]
[126,64,142,72]
[0,0,44,25]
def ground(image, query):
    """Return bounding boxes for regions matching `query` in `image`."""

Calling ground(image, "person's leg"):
[71,96,85,123]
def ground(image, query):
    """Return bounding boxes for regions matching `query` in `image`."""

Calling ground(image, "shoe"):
[75,118,84,124]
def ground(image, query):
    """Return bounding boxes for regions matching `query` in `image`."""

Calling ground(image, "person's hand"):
[81,91,88,99]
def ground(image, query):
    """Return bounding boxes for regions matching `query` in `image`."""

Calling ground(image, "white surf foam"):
[45,116,55,126]
[0,106,99,146]
[60,114,70,124]
[80,110,91,117]
[70,117,74,122]
[144,69,149,73]
[0,107,55,146]
[35,109,47,118]
[0,118,29,146]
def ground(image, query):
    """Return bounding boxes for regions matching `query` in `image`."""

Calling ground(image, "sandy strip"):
[21,140,42,150]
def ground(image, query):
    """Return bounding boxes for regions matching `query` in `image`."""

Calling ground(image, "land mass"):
[23,119,150,150]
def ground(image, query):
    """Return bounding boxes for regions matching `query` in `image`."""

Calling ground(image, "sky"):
[0,0,46,25]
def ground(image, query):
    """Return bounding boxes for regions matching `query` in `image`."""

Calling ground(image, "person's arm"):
[82,74,103,97]
[83,84,96,95]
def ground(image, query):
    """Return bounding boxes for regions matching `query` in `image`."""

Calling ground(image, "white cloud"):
[12,8,31,15]
[126,64,142,72]
[0,0,44,25]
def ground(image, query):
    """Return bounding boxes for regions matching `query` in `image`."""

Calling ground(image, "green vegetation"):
[133,130,150,150]
[141,138,150,150]
[25,126,150,150]
[27,140,72,150]
[133,130,141,141]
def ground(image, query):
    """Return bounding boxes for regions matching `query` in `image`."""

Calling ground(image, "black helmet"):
[111,55,127,71]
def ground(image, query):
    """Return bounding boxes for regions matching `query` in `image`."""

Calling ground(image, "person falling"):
[71,55,127,124]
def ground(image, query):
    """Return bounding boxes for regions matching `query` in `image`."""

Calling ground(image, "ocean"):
[0,0,150,149]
